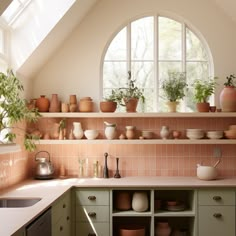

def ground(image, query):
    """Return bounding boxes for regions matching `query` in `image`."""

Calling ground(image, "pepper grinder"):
[103,152,109,178]
[114,157,121,178]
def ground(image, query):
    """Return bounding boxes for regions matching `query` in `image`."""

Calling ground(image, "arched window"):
[102,15,213,112]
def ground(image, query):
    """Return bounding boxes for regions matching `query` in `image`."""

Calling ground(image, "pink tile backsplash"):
[1,116,236,191]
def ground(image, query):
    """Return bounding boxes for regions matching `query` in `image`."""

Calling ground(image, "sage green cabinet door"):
[198,206,235,236]
[76,222,109,236]
[12,228,25,236]
[52,216,71,236]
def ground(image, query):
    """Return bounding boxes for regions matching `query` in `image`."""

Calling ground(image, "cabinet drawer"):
[52,216,71,236]
[52,191,71,225]
[75,190,109,206]
[76,205,109,222]
[198,206,235,236]
[76,222,109,236]
[198,189,235,205]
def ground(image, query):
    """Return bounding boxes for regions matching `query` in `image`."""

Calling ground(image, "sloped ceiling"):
[212,0,236,24]
[0,0,12,15]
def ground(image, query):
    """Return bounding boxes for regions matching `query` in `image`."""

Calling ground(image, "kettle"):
[35,151,54,179]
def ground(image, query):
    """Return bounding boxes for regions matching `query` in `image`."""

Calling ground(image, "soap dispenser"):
[103,152,109,178]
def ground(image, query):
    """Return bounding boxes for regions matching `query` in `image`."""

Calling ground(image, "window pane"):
[186,28,208,61]
[105,27,127,61]
[103,61,127,89]
[131,17,154,60]
[159,17,182,60]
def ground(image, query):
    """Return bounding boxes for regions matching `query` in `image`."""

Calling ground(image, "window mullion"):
[182,22,186,73]
[155,15,159,112]
[127,23,131,72]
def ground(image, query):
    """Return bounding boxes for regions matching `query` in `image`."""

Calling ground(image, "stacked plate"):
[186,129,204,140]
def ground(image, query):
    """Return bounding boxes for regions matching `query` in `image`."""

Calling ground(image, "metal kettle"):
[35,151,54,179]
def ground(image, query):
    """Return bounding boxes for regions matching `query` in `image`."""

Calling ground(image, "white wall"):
[32,0,236,108]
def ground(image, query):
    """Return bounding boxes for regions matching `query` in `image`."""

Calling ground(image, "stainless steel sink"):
[0,198,41,208]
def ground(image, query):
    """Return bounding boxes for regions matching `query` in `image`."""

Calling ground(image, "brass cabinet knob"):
[213,196,222,201]
[88,196,96,200]
[88,212,96,217]
[213,213,222,218]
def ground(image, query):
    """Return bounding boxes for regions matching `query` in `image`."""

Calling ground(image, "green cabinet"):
[52,190,71,236]
[74,189,110,236]
[12,228,25,236]
[198,189,235,236]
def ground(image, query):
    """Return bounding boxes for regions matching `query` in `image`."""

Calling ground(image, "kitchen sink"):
[0,198,41,208]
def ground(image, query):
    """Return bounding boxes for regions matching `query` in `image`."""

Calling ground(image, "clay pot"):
[79,97,93,112]
[155,222,171,236]
[49,94,61,112]
[124,98,138,112]
[35,95,50,112]
[126,126,135,139]
[100,101,117,112]
[220,86,236,112]
[196,102,210,112]
[115,191,132,211]
[61,103,69,112]
[120,225,145,236]
[69,95,77,105]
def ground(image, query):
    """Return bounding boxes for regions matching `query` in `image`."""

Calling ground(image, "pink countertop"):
[1,176,236,235]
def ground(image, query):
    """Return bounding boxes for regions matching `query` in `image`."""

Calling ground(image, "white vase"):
[105,123,116,140]
[160,126,170,139]
[132,191,149,212]
[73,122,83,139]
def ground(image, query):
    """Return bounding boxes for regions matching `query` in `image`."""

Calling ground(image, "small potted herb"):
[111,71,145,112]
[161,71,187,112]
[193,77,217,112]
[100,91,118,113]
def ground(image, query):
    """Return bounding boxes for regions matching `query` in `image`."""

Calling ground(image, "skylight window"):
[1,0,31,25]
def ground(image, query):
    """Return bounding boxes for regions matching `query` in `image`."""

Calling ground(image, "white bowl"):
[84,130,99,140]
[207,131,223,139]
[186,129,203,133]
[141,130,153,139]
[197,165,218,180]
[186,132,204,139]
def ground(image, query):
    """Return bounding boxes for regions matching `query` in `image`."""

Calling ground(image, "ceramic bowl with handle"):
[197,164,218,180]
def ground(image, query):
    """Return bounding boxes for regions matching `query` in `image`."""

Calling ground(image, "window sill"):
[0,144,21,154]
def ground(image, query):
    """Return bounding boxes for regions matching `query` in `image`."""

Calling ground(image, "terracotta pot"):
[124,98,138,112]
[166,101,179,112]
[220,86,236,112]
[100,101,117,112]
[114,191,132,210]
[49,94,61,112]
[35,95,50,112]
[79,100,93,112]
[126,126,135,139]
[119,225,145,236]
[196,102,210,112]
[155,222,171,236]
[69,95,77,105]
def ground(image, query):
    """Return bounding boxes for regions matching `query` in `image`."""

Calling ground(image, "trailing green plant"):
[161,71,188,102]
[0,69,41,151]
[111,71,145,106]
[193,76,217,103]
[224,74,236,87]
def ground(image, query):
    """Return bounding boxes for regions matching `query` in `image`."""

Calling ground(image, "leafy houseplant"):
[161,71,187,112]
[111,71,145,112]
[0,69,40,151]
[193,77,217,112]
[100,92,118,112]
[224,74,236,87]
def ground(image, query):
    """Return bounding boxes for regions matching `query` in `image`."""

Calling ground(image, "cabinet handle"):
[88,196,96,200]
[88,212,96,217]
[67,216,70,221]
[60,226,63,231]
[88,233,96,236]
[213,196,222,201]
[63,203,66,208]
[213,213,222,218]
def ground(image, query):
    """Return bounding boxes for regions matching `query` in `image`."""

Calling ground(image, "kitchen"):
[0,0,236,235]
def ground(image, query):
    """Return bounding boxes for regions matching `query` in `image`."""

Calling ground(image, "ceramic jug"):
[73,122,83,139]
[104,121,116,139]
[160,126,170,139]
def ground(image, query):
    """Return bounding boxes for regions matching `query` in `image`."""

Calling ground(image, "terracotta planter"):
[196,102,210,112]
[124,98,138,112]
[114,191,132,210]
[100,101,117,112]
[35,95,50,112]
[49,94,61,112]
[119,225,145,236]
[166,101,179,112]
[220,86,236,112]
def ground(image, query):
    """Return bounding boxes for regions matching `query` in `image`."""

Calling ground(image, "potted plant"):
[193,76,217,112]
[111,71,145,112]
[161,71,187,112]
[100,92,117,113]
[0,69,40,151]
[219,74,236,112]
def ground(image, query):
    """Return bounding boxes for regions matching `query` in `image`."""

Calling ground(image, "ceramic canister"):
[132,191,149,212]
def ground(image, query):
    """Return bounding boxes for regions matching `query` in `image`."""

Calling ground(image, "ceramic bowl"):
[229,125,236,130]
[84,130,99,140]
[206,131,223,139]
[186,129,204,139]
[197,166,218,180]
[141,130,153,139]
[224,129,236,139]
[119,225,145,236]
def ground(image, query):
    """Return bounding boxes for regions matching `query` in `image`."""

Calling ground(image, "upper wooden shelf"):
[39,112,236,118]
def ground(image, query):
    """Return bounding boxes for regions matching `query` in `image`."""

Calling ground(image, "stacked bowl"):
[224,125,236,139]
[186,129,204,140]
